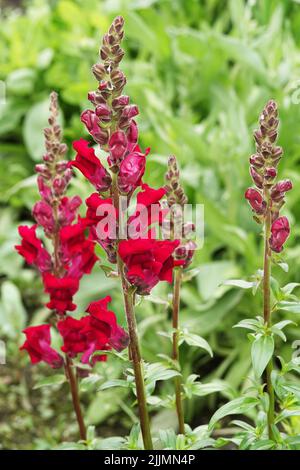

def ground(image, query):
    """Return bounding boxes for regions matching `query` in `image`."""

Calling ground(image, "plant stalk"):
[263,193,275,440]
[172,267,185,434]
[112,175,153,450]
[65,357,87,440]
[52,202,87,441]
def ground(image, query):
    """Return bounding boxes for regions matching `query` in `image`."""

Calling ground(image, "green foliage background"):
[1,0,300,449]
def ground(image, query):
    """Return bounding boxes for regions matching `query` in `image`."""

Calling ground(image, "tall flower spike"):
[83,15,138,160]
[245,100,292,252]
[165,155,196,267]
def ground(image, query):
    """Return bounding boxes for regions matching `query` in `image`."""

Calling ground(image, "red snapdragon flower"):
[86,296,129,351]
[118,147,147,194]
[70,139,111,192]
[43,273,79,314]
[118,238,182,294]
[15,225,52,272]
[245,188,266,215]
[269,216,290,253]
[128,184,166,238]
[20,324,63,368]
[57,296,128,364]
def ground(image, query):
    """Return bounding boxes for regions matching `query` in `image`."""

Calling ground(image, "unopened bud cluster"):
[245,100,292,253]
[165,156,196,267]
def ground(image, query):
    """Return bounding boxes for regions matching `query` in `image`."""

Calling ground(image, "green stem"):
[65,357,87,441]
[112,174,153,450]
[263,195,275,440]
[172,267,185,434]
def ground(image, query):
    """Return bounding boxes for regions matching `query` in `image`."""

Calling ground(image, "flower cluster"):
[16,93,128,369]
[245,100,292,253]
[69,16,181,294]
[164,155,196,267]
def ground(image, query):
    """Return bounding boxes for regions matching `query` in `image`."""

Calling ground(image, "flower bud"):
[108,130,128,166]
[245,188,266,215]
[250,167,263,189]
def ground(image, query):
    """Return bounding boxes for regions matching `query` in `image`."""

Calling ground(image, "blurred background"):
[1,0,300,449]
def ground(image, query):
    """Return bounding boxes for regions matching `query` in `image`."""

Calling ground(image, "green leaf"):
[33,374,66,390]
[191,380,231,397]
[251,335,274,378]
[209,397,259,430]
[223,279,256,289]
[6,68,36,95]
[182,331,213,357]
[275,409,300,423]
[277,301,300,313]
[0,281,27,338]
[98,379,129,391]
[281,283,300,295]
[233,317,263,332]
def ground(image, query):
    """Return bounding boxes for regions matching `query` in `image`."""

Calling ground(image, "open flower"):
[86,296,129,351]
[70,139,111,192]
[20,324,63,368]
[269,216,290,253]
[43,273,79,314]
[15,225,52,272]
[57,296,128,364]
[118,238,182,294]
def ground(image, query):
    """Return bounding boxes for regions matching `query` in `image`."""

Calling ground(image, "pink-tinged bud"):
[271,179,293,195]
[112,95,130,109]
[118,149,148,193]
[95,104,111,121]
[37,176,52,202]
[52,177,67,197]
[121,105,139,120]
[55,161,68,173]
[249,154,264,168]
[126,120,138,150]
[87,91,105,105]
[245,188,266,215]
[59,196,82,226]
[269,216,290,253]
[80,110,108,145]
[32,201,55,235]
[250,167,263,189]
[108,130,128,166]
[35,164,51,179]
[264,167,277,180]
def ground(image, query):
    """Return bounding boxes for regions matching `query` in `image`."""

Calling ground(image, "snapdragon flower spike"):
[16,93,100,318]
[20,324,63,369]
[82,16,138,156]
[245,100,292,252]
[164,155,196,267]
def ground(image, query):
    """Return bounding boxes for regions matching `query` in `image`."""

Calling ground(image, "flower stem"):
[65,357,87,441]
[263,194,275,440]
[172,267,185,434]
[52,203,86,441]
[112,175,153,449]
